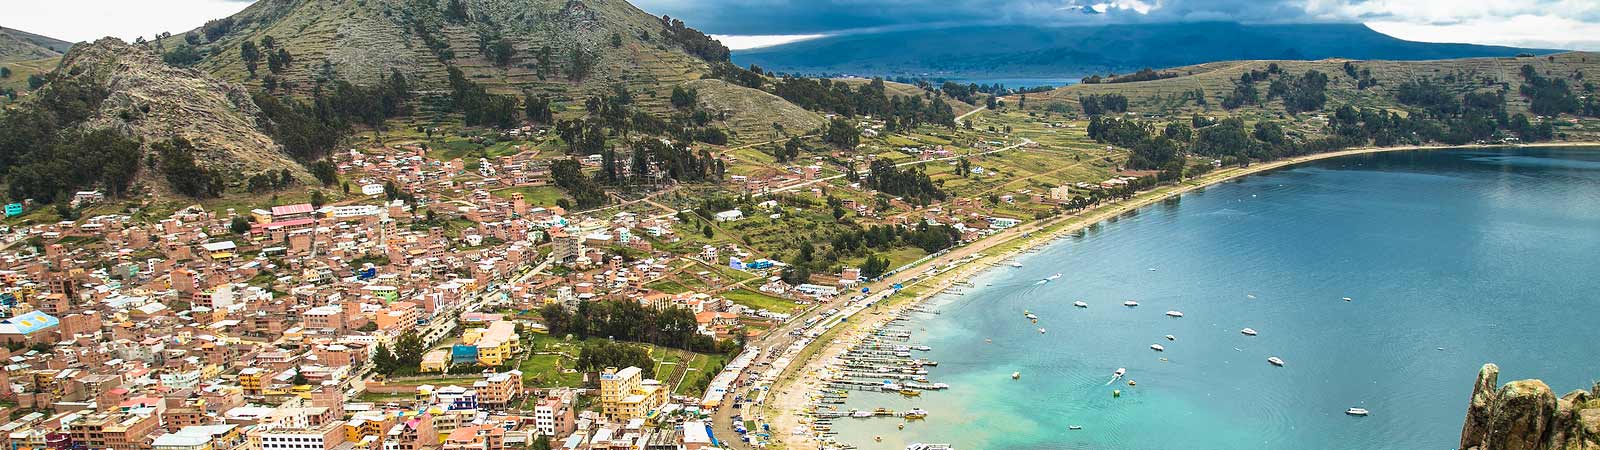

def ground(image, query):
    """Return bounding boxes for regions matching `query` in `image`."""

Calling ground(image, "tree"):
[230,217,252,235]
[310,190,326,208]
[154,137,224,198]
[393,331,426,370]
[291,369,308,386]
[1,67,13,79]
[239,41,260,76]
[267,48,292,74]
[823,117,859,149]
[701,225,713,238]
[531,436,552,450]
[525,94,554,124]
[372,342,399,375]
[670,86,698,109]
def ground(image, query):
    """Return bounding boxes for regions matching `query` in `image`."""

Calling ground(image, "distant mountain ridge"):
[732,22,1560,79]
[0,26,75,61]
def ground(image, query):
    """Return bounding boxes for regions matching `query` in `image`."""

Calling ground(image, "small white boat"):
[1150,344,1165,352]
[1165,311,1184,317]
[1038,328,1047,334]
[1068,425,1083,430]
[1073,301,1088,308]
[883,383,903,390]
[1267,356,1285,367]
[1241,328,1258,336]
[1346,407,1370,416]
[1165,334,1176,341]
[1113,368,1126,377]
[1024,312,1038,320]
[1342,297,1353,302]
[1124,300,1139,307]
[1012,372,1021,380]
[1009,261,1024,268]
[852,410,874,418]
[913,345,932,351]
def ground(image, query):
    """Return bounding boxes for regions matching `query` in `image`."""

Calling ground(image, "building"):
[598,367,668,422]
[713,210,744,222]
[532,391,575,437]
[460,320,519,367]
[67,410,161,450]
[152,425,243,450]
[472,370,522,409]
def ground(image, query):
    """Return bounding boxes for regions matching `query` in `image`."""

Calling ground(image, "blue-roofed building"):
[2,203,22,218]
[450,344,479,365]
[0,310,59,344]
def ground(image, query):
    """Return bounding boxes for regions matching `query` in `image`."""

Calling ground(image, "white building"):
[713,209,744,222]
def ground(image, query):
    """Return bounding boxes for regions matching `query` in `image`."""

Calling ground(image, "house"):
[713,209,744,222]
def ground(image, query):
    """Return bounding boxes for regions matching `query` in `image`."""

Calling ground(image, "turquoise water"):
[832,148,1600,450]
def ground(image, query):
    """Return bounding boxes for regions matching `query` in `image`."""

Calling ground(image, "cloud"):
[7,0,253,42]
[634,0,1600,50]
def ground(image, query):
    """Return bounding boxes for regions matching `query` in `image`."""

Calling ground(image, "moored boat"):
[1268,356,1286,367]
[1074,301,1088,308]
[1150,344,1165,352]
[1124,300,1139,307]
[1165,310,1184,317]
[1241,328,1258,336]
[1345,407,1370,416]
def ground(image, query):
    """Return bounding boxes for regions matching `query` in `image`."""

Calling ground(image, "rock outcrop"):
[53,38,309,186]
[1461,364,1600,450]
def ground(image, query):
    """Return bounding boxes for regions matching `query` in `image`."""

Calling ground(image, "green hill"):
[1030,52,1600,119]
[171,0,725,108]
[0,26,75,62]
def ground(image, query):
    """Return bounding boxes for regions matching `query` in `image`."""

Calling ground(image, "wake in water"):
[1106,367,1127,385]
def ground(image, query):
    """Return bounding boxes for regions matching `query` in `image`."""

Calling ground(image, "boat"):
[883,383,903,390]
[1038,328,1047,334]
[904,408,929,419]
[1124,300,1139,307]
[852,410,874,418]
[1009,261,1023,268]
[1268,356,1286,367]
[1114,367,1126,377]
[906,444,954,450]
[1073,301,1088,308]
[1150,344,1165,352]
[1068,425,1083,430]
[1024,312,1038,320]
[899,389,921,397]
[1165,334,1176,341]
[1165,311,1184,317]
[1342,297,1353,302]
[1012,372,1021,380]
[1241,328,1258,336]
[1039,273,1062,283]
[1346,407,1370,416]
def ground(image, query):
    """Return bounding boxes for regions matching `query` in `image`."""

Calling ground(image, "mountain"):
[170,0,727,109]
[0,26,74,61]
[732,22,1560,79]
[0,38,308,203]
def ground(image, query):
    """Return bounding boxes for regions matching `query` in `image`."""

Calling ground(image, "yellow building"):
[460,321,519,367]
[238,368,266,396]
[598,367,669,422]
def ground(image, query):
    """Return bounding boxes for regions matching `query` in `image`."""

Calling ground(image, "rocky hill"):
[176,0,724,109]
[0,38,308,202]
[0,26,74,62]
[1460,364,1599,450]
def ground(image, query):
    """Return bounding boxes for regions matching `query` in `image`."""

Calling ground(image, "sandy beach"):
[758,140,1600,450]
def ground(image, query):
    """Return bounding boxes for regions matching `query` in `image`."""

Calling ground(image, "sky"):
[7,0,1600,51]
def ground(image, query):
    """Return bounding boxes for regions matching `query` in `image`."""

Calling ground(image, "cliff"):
[1461,364,1600,450]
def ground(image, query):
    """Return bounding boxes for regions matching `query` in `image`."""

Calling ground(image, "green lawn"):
[646,280,691,294]
[490,185,568,207]
[723,288,800,313]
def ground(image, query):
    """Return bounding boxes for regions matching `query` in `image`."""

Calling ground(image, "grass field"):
[723,288,801,313]
[490,185,568,207]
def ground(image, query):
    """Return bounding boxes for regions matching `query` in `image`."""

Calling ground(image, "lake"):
[831,147,1600,450]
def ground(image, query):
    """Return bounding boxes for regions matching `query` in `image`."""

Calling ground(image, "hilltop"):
[169,0,726,109]
[1028,51,1600,118]
[733,22,1556,79]
[0,38,309,203]
[0,26,74,61]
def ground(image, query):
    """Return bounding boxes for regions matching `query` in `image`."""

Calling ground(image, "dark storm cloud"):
[633,0,1325,34]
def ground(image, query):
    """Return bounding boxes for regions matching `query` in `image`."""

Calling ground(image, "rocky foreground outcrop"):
[1461,364,1600,450]
[55,38,309,184]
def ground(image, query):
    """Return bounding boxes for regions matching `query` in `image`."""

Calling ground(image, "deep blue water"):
[833,147,1600,450]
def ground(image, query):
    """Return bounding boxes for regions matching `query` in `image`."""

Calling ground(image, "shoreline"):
[760,140,1600,450]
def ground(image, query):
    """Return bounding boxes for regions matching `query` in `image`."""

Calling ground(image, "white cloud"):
[1367,15,1600,51]
[8,0,254,43]
[710,34,829,50]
